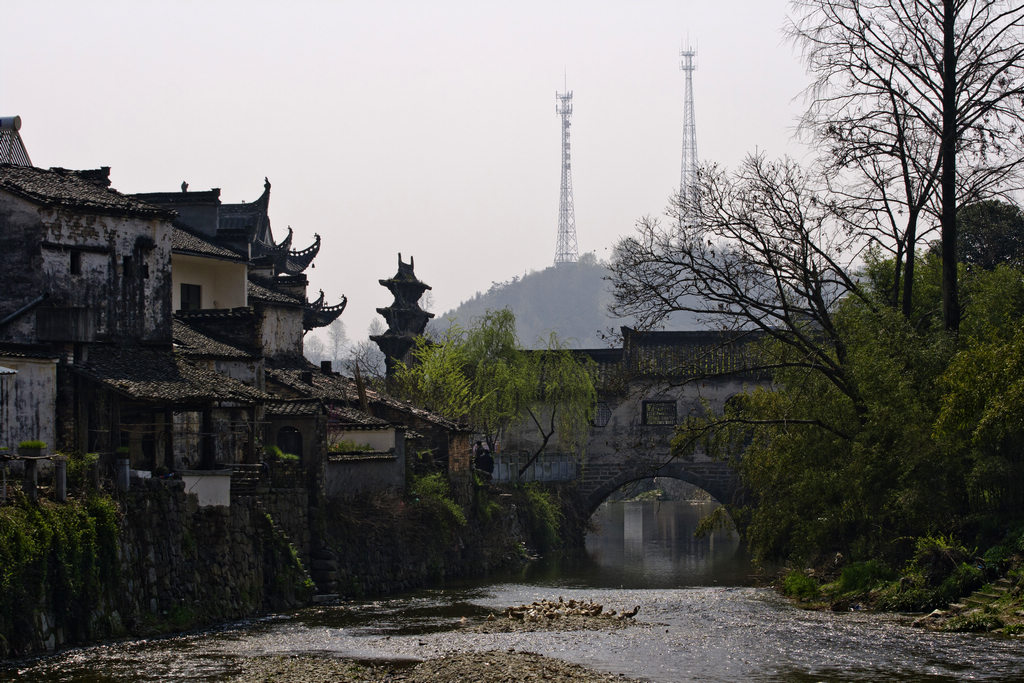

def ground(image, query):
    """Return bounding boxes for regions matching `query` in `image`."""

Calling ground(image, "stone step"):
[963,596,993,608]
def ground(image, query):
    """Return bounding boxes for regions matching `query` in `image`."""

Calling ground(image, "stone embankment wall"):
[3,478,542,659]
[315,485,533,599]
[4,479,312,658]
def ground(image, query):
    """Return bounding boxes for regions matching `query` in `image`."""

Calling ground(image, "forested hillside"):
[435,253,702,348]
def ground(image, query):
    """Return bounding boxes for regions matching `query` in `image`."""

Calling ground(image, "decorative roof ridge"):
[174,307,254,320]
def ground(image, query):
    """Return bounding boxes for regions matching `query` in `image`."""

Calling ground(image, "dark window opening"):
[593,401,611,427]
[180,283,202,311]
[122,256,133,277]
[643,400,677,426]
[140,263,150,279]
[277,426,303,459]
[70,250,82,275]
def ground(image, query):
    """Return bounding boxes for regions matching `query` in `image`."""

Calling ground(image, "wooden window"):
[642,400,677,426]
[593,401,611,427]
[180,283,202,311]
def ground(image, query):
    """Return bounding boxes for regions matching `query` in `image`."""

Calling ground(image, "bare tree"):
[327,319,348,366]
[304,334,326,365]
[610,154,869,407]
[342,319,386,384]
[789,0,1024,329]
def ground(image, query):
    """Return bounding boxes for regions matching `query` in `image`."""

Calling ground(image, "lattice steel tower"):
[679,46,698,224]
[554,88,578,265]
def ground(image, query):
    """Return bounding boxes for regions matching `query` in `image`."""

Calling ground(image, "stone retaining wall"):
[4,479,312,658]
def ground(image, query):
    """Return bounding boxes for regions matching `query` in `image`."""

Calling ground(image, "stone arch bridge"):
[499,328,766,518]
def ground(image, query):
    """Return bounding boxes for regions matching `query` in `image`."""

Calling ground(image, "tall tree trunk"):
[901,212,918,318]
[941,0,960,332]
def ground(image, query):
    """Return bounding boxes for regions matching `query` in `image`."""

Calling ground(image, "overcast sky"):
[3,0,811,345]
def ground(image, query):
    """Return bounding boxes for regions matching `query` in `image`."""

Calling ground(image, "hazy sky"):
[4,1,810,345]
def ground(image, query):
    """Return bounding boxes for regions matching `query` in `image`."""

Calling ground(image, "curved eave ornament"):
[304,292,346,330]
[253,225,293,259]
[283,233,321,275]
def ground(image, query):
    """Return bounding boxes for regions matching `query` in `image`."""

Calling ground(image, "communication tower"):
[679,46,698,224]
[554,88,578,265]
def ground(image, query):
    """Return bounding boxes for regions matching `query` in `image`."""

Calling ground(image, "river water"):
[4,500,1024,681]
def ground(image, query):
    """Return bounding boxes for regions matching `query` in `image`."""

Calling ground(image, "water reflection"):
[580,500,750,588]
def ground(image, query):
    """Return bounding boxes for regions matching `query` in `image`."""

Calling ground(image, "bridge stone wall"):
[506,328,765,517]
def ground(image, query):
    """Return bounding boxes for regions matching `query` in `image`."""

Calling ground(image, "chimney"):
[301,370,314,385]
[320,360,333,374]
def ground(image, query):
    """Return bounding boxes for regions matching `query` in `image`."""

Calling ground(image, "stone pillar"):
[24,459,38,502]
[200,407,216,469]
[163,409,175,471]
[54,457,67,502]
[116,457,130,491]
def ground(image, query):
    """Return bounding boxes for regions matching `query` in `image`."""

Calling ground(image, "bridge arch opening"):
[582,475,747,587]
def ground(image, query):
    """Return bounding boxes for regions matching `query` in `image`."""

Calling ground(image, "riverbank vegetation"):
[0,483,120,655]
[609,0,1024,625]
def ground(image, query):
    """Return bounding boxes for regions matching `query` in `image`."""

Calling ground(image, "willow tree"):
[790,0,1024,330]
[395,309,596,475]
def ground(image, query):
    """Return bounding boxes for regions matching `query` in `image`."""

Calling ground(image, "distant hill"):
[433,253,704,349]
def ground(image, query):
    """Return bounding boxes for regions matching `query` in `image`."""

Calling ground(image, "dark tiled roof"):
[266,366,359,402]
[0,343,60,360]
[327,405,389,426]
[266,400,323,417]
[172,225,245,261]
[76,345,267,403]
[0,165,174,218]
[266,361,462,431]
[248,279,303,305]
[172,320,255,359]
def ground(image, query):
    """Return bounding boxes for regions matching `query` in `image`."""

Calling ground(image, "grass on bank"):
[780,528,1024,633]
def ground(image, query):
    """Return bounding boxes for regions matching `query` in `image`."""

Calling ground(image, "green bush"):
[836,560,895,594]
[516,483,561,553]
[943,612,1003,632]
[66,452,99,492]
[782,570,820,600]
[912,535,971,587]
[17,440,46,449]
[410,473,467,529]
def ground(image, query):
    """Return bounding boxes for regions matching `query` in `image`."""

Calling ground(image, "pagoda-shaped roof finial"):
[371,253,434,380]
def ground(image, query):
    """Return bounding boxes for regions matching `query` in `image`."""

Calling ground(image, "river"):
[4,499,1024,681]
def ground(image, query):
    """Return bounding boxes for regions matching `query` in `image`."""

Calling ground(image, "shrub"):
[516,483,561,553]
[17,440,46,449]
[943,612,1003,633]
[783,570,820,600]
[66,452,99,492]
[836,560,894,594]
[912,535,970,587]
[410,473,467,529]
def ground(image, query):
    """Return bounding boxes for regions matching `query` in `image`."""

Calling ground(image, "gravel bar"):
[232,650,642,682]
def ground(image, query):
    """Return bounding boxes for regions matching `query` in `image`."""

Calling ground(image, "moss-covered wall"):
[0,480,312,658]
